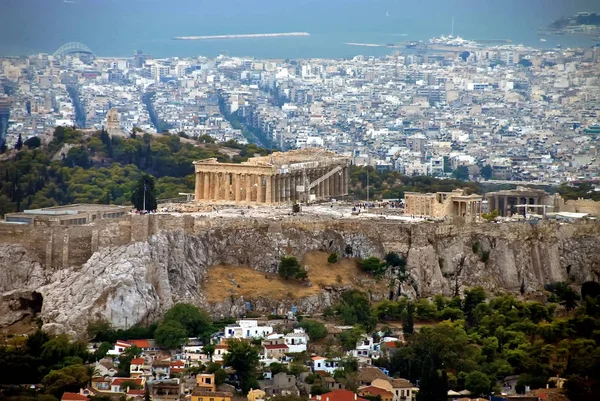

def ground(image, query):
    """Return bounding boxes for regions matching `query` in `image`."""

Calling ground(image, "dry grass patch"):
[203,251,367,303]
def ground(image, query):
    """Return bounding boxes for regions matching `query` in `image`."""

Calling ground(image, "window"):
[206,378,211,384]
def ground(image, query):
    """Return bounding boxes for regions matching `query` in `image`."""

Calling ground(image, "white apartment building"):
[224,320,274,339]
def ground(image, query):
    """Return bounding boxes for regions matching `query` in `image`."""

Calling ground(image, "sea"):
[0,0,599,59]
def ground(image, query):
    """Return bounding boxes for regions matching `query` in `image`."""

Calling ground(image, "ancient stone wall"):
[2,214,600,336]
[560,198,600,216]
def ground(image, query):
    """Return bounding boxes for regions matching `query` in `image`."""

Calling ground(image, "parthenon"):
[193,149,350,204]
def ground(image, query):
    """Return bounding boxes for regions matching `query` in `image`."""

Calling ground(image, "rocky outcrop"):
[1,217,599,337]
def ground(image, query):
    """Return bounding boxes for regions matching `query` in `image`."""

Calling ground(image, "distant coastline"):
[173,32,310,41]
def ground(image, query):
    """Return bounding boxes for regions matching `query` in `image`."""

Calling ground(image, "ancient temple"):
[193,149,350,204]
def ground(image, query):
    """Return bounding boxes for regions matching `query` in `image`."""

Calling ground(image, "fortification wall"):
[2,214,600,273]
[560,198,600,216]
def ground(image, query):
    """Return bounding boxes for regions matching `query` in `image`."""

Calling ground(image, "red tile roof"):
[127,390,145,395]
[264,344,289,350]
[310,389,368,401]
[359,386,394,398]
[112,378,144,386]
[130,357,145,365]
[61,393,88,401]
[128,339,151,348]
[383,341,397,348]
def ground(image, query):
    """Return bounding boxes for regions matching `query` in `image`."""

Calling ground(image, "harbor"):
[173,32,310,40]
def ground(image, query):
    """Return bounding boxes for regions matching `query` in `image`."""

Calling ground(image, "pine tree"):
[131,174,157,211]
[403,301,415,334]
[104,191,111,205]
[417,355,436,401]
[15,134,23,150]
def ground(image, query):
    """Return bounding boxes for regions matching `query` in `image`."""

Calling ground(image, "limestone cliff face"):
[1,217,599,337]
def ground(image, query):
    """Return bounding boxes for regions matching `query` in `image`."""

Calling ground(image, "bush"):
[278,256,307,280]
[481,210,499,221]
[359,257,387,276]
[328,253,338,264]
[384,252,405,268]
[300,320,328,341]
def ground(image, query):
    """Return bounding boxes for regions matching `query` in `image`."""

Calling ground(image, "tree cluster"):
[0,126,268,217]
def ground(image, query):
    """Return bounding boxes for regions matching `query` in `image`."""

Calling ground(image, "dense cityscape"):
[2,40,599,184]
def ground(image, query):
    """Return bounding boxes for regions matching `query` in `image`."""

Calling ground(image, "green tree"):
[339,327,364,351]
[465,371,491,397]
[416,299,438,321]
[403,301,415,334]
[203,343,215,362]
[481,209,498,221]
[463,286,486,325]
[223,339,260,393]
[451,165,469,181]
[15,134,23,150]
[278,256,307,280]
[131,174,157,211]
[24,136,41,149]
[206,362,228,385]
[336,290,377,332]
[42,364,90,399]
[359,257,387,276]
[480,164,493,180]
[300,320,328,341]
[328,253,339,264]
[417,355,445,401]
[163,303,214,340]
[154,321,188,349]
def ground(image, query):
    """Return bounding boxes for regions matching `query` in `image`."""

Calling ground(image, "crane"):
[297,165,343,203]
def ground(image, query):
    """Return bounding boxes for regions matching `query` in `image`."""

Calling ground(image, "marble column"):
[333,170,338,196]
[266,175,272,204]
[203,173,210,200]
[285,175,290,202]
[234,174,241,202]
[245,174,252,202]
[292,174,297,203]
[257,175,263,203]
[343,166,348,195]
[195,172,202,201]
[223,173,230,201]
[318,169,324,199]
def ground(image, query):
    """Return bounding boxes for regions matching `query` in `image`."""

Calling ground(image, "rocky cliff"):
[1,215,599,337]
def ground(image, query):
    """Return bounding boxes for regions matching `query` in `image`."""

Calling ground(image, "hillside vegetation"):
[0,127,269,216]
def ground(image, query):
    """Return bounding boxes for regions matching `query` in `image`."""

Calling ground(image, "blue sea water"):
[0,0,599,59]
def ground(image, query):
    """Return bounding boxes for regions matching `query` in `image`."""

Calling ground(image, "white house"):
[350,335,376,363]
[312,356,341,375]
[107,340,132,356]
[284,328,309,353]
[224,320,274,339]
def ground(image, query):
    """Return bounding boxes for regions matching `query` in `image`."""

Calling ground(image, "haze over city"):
[1,1,600,401]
